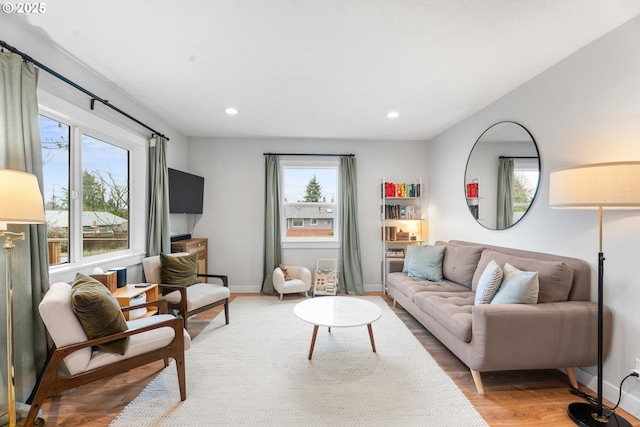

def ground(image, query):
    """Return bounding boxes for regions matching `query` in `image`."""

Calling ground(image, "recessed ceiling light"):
[224,107,238,115]
[387,111,400,118]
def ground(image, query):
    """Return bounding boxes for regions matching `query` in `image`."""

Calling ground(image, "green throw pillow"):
[160,253,199,295]
[71,273,129,355]
[491,263,539,304]
[406,245,445,282]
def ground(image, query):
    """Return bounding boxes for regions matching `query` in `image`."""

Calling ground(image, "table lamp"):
[550,161,640,427]
[0,169,46,427]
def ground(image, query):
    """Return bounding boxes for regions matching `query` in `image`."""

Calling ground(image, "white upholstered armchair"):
[273,265,312,300]
[142,253,230,329]
[27,281,190,426]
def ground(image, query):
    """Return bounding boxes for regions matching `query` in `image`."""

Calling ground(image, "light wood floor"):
[36,294,640,426]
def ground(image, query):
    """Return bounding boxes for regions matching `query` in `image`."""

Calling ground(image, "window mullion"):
[69,125,83,263]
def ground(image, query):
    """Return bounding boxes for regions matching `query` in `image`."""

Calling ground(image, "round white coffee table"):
[294,296,382,360]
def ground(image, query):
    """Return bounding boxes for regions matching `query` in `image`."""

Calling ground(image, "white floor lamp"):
[550,161,640,427]
[0,169,45,427]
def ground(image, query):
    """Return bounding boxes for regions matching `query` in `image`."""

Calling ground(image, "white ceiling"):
[10,0,640,141]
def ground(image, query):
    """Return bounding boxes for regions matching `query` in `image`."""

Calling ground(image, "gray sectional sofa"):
[386,240,610,394]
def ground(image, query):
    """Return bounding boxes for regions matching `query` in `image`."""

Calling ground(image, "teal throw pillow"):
[474,260,503,305]
[402,244,419,273]
[491,263,539,304]
[407,245,445,282]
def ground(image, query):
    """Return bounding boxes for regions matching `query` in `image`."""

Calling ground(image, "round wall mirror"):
[464,121,540,230]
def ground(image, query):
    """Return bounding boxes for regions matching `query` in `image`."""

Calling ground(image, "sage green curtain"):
[147,136,170,255]
[497,157,514,229]
[261,154,281,295]
[339,156,363,295]
[0,51,49,422]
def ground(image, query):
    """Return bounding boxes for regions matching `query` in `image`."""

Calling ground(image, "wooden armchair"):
[142,253,230,329]
[25,282,190,427]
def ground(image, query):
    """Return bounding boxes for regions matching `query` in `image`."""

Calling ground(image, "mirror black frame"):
[464,121,541,230]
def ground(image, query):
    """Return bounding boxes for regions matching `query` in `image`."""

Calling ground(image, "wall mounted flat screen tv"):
[168,168,205,214]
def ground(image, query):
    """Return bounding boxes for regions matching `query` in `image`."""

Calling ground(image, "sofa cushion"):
[71,273,129,355]
[491,263,539,304]
[413,291,475,343]
[472,250,574,303]
[87,314,192,371]
[474,260,503,304]
[406,245,445,281]
[438,242,484,289]
[387,273,470,302]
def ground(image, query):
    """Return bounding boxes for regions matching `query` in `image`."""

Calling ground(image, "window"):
[41,114,130,265]
[38,93,144,271]
[512,159,540,222]
[281,159,339,244]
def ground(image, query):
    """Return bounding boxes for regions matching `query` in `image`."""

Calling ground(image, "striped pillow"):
[474,260,503,304]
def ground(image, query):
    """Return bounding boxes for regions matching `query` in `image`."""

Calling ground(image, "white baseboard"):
[229,283,385,294]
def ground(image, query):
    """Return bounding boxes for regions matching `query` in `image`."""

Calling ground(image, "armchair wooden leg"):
[224,300,230,325]
[566,367,578,389]
[470,369,485,395]
[393,299,397,308]
[176,355,187,401]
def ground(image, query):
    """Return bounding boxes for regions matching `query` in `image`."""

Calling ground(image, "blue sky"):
[40,115,128,205]
[283,168,337,202]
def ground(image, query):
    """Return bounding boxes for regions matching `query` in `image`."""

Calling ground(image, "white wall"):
[188,137,428,293]
[428,15,640,417]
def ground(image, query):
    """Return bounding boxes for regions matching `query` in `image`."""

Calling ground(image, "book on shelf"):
[384,204,419,219]
[396,232,410,241]
[386,248,405,258]
[383,181,422,198]
[466,181,478,198]
[382,226,397,241]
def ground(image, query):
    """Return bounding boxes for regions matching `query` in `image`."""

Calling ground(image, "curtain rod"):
[499,156,538,159]
[0,40,169,141]
[264,153,354,157]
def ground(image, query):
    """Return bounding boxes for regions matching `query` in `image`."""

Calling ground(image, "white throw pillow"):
[491,263,539,304]
[474,260,503,305]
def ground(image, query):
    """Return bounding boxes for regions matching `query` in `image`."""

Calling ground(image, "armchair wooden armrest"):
[197,273,229,287]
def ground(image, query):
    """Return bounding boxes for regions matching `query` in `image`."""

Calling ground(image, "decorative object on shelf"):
[550,161,640,427]
[90,269,118,293]
[107,266,127,288]
[0,169,46,427]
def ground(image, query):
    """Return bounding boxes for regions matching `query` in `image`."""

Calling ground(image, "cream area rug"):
[110,296,487,427]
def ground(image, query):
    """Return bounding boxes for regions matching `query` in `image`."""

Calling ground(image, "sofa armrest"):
[469,301,609,371]
[386,258,404,274]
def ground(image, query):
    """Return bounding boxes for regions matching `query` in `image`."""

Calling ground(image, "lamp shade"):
[549,161,640,210]
[0,169,46,225]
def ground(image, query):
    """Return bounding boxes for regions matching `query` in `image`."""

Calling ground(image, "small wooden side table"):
[112,284,159,320]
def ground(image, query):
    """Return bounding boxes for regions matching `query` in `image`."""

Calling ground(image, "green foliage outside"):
[304,174,323,202]
[513,172,534,212]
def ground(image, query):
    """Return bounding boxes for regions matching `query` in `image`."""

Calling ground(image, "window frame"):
[39,91,147,282]
[280,158,340,249]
